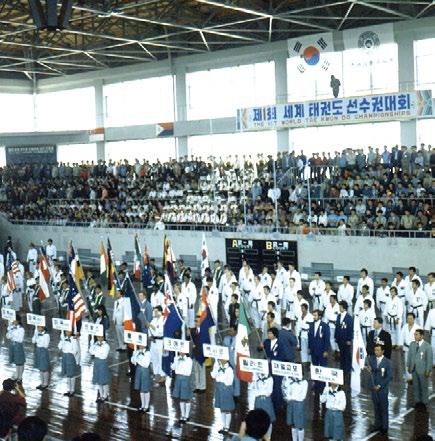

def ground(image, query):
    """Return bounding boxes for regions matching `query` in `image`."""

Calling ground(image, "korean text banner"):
[236,90,433,132]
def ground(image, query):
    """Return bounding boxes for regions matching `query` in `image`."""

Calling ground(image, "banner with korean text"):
[236,90,433,132]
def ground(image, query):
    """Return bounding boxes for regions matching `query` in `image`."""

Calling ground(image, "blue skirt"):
[134,366,151,393]
[61,353,78,378]
[92,358,111,385]
[214,382,235,411]
[172,374,193,401]
[9,342,25,366]
[286,400,305,428]
[324,409,344,440]
[34,347,50,372]
[255,396,276,423]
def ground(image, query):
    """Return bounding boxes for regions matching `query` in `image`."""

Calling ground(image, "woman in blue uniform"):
[211,358,235,435]
[131,344,152,412]
[6,315,26,384]
[320,382,346,441]
[282,375,308,441]
[171,350,193,423]
[32,325,50,390]
[252,372,275,438]
[58,330,81,397]
[89,334,111,402]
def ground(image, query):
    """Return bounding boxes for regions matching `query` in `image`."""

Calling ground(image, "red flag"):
[7,270,16,292]
[38,255,50,301]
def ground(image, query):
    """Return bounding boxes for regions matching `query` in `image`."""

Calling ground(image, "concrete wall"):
[1,216,433,275]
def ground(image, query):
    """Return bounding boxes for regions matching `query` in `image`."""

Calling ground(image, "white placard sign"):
[203,344,229,360]
[1,308,16,321]
[271,360,303,379]
[82,322,104,337]
[310,365,343,385]
[163,337,190,353]
[239,357,269,375]
[124,330,148,346]
[26,313,46,327]
[52,318,72,331]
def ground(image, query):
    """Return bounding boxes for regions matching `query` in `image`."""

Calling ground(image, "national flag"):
[107,238,120,297]
[235,301,253,382]
[141,245,152,289]
[37,250,50,301]
[200,233,209,278]
[134,235,142,280]
[121,273,141,334]
[66,273,86,333]
[99,241,108,284]
[11,261,20,276]
[6,250,17,271]
[195,302,215,365]
[162,235,176,279]
[69,244,85,286]
[351,315,367,397]
[7,269,16,292]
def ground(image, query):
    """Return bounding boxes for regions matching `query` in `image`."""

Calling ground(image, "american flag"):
[7,269,16,292]
[66,273,85,331]
[11,261,20,276]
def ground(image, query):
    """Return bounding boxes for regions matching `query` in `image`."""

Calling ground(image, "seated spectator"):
[17,416,48,441]
[0,378,26,425]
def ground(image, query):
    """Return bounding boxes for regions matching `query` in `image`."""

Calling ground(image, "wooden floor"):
[1,296,433,441]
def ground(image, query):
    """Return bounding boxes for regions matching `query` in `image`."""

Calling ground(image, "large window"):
[35,87,95,131]
[105,139,176,163]
[104,76,174,127]
[415,38,435,93]
[186,62,275,120]
[0,93,34,133]
[57,144,97,164]
[189,131,276,159]
[290,121,400,154]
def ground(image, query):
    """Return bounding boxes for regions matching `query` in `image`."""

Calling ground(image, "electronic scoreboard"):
[225,238,298,275]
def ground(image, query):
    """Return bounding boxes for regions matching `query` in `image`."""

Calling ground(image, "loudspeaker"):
[58,0,74,29]
[28,0,46,29]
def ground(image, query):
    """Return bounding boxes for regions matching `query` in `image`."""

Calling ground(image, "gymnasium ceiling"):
[1,0,435,80]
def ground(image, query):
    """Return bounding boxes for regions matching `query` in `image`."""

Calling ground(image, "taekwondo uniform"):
[406,287,428,328]
[359,307,376,346]
[324,302,340,351]
[296,312,313,363]
[376,285,390,315]
[357,276,374,297]
[337,282,354,311]
[399,322,417,380]
[309,278,326,311]
[383,295,403,345]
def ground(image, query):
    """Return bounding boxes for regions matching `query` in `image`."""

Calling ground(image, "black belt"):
[329,320,336,324]
[152,336,163,340]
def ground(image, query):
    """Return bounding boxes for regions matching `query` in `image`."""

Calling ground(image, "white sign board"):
[203,344,229,360]
[124,330,148,346]
[52,318,72,331]
[271,360,303,379]
[163,337,190,353]
[1,308,16,322]
[82,322,104,337]
[239,357,269,375]
[310,365,343,385]
[26,313,46,327]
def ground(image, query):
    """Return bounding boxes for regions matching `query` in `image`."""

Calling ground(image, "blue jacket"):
[334,313,353,345]
[277,328,298,362]
[308,321,330,355]
[367,355,392,391]
[263,338,280,361]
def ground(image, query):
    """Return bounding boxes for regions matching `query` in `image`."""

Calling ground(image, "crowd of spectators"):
[0,143,433,235]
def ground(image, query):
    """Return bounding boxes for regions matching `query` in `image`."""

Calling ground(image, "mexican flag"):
[236,301,253,382]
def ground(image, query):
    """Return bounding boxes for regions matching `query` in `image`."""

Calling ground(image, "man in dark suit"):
[335,301,353,373]
[366,344,393,435]
[366,317,392,359]
[308,309,330,391]
[278,318,298,362]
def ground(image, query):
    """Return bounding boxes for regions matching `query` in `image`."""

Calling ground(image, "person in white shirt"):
[405,266,423,290]
[14,260,25,310]
[337,276,354,311]
[324,294,340,352]
[253,373,276,438]
[288,264,302,291]
[309,272,326,311]
[320,281,336,311]
[224,282,240,321]
[32,325,50,390]
[131,346,152,412]
[150,285,165,309]
[46,239,57,261]
[58,330,80,396]
[89,335,111,402]
[383,287,403,346]
[112,290,126,351]
[296,303,313,364]
[149,306,165,382]
[424,308,435,366]
[424,272,435,310]
[320,383,346,441]
[406,280,428,327]
[210,359,235,435]
[357,268,374,297]
[181,273,197,329]
[359,299,376,346]
[260,265,272,289]
[270,272,284,308]
[282,376,308,441]
[219,268,236,298]
[26,243,38,276]
[249,276,264,330]
[275,261,288,290]
[171,352,193,423]
[399,312,418,380]
[239,260,255,295]
[6,316,26,383]
[376,278,390,315]
[283,278,298,324]
[391,271,408,323]
[354,285,374,318]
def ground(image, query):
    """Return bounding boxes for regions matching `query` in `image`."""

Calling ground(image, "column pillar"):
[275,53,290,153]
[94,80,106,161]
[175,67,188,159]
